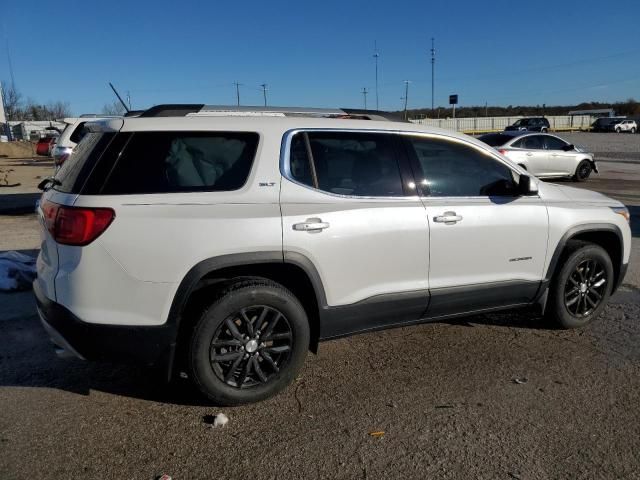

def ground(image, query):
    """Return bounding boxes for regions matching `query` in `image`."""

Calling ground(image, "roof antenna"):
[108,82,130,113]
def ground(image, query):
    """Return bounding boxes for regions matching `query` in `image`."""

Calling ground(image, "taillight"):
[41,200,115,246]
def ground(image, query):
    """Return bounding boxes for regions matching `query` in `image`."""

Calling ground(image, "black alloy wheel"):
[563,259,607,317]
[210,305,292,388]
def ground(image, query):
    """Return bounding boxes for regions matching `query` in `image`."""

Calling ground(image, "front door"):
[280,130,430,338]
[402,134,549,318]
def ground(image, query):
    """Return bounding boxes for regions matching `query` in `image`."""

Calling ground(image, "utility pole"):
[402,80,410,120]
[373,41,379,110]
[485,101,488,117]
[430,37,435,115]
[362,87,368,109]
[233,82,242,106]
[260,83,268,107]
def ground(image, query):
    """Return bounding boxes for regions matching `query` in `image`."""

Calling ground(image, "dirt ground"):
[1,133,640,479]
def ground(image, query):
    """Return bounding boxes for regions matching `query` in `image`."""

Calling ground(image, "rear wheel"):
[573,160,592,182]
[545,242,613,329]
[188,278,310,405]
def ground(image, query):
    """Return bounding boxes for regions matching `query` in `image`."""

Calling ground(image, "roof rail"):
[137,104,406,122]
[78,113,122,118]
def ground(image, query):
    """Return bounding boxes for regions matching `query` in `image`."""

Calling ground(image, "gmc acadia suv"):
[34,104,632,405]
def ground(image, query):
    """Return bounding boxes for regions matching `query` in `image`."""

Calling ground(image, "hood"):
[539,182,623,207]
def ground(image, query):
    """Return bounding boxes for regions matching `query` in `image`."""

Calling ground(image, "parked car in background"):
[34,104,630,406]
[609,119,637,133]
[35,136,57,156]
[504,117,550,133]
[479,131,597,181]
[590,117,625,132]
[52,115,119,167]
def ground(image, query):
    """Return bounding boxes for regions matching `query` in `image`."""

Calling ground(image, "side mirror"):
[518,174,538,196]
[562,144,575,151]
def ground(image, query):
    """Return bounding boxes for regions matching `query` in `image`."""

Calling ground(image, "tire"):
[616,127,621,133]
[573,160,592,182]
[541,127,548,133]
[545,242,613,329]
[631,127,637,134]
[188,278,310,405]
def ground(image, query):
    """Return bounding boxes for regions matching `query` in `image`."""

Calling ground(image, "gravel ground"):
[1,133,639,479]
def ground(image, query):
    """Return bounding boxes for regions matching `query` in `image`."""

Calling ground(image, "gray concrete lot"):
[1,133,639,479]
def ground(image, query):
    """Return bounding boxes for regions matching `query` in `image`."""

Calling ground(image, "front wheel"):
[573,160,592,182]
[631,127,637,134]
[541,127,548,133]
[545,242,613,329]
[616,127,621,133]
[188,278,310,405]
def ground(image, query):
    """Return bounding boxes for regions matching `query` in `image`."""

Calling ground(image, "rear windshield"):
[54,132,116,193]
[478,133,513,147]
[100,131,259,195]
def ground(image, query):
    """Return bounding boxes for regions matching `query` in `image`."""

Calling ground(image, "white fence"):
[410,115,594,133]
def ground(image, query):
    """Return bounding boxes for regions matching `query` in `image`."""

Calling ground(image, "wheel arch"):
[165,251,327,379]
[545,224,624,292]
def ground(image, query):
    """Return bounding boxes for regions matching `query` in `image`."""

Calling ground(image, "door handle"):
[433,211,463,225]
[293,218,330,232]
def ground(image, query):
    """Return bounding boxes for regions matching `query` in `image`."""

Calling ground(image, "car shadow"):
[0,192,40,215]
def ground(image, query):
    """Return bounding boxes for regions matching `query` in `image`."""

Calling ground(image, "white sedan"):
[478,132,597,182]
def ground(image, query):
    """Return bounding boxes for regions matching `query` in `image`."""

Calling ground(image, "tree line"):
[1,81,72,121]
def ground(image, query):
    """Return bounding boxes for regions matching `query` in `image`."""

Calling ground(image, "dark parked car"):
[505,117,550,133]
[591,117,625,132]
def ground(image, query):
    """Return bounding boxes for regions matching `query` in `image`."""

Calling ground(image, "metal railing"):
[410,115,594,134]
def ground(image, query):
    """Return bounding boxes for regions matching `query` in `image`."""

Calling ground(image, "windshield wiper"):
[37,177,61,192]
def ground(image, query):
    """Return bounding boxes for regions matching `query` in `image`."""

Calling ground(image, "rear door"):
[280,130,430,338]
[512,135,547,175]
[402,134,548,317]
[542,135,574,175]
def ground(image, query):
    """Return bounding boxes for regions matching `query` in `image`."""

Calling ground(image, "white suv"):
[610,119,637,134]
[34,105,632,405]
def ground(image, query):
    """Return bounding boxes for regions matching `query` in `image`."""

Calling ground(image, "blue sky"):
[2,0,639,115]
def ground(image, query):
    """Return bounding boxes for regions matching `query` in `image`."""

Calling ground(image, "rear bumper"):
[33,280,177,367]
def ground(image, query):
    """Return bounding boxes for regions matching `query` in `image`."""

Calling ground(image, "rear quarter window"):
[54,132,116,193]
[100,131,259,195]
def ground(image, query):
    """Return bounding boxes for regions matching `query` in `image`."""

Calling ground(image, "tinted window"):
[101,131,259,194]
[478,133,512,147]
[69,122,88,144]
[522,135,544,150]
[407,136,517,197]
[544,136,567,150]
[54,132,116,193]
[289,131,405,197]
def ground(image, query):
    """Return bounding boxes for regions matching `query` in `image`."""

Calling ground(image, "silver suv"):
[35,105,632,405]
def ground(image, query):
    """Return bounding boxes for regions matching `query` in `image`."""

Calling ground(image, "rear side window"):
[478,133,511,147]
[407,136,518,197]
[69,122,88,144]
[521,135,544,150]
[54,132,116,193]
[101,131,259,194]
[288,131,405,197]
[544,136,567,150]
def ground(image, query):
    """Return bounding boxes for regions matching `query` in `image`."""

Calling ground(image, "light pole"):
[431,37,435,115]
[260,83,268,107]
[403,80,410,120]
[233,82,242,106]
[373,41,379,110]
[362,87,368,109]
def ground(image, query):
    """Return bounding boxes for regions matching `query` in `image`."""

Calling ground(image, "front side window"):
[407,136,518,197]
[101,131,259,194]
[288,131,405,197]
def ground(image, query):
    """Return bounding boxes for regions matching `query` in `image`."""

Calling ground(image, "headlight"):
[611,206,630,224]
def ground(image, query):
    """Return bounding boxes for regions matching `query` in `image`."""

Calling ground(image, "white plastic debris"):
[0,251,36,291]
[513,377,528,385]
[213,413,229,428]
